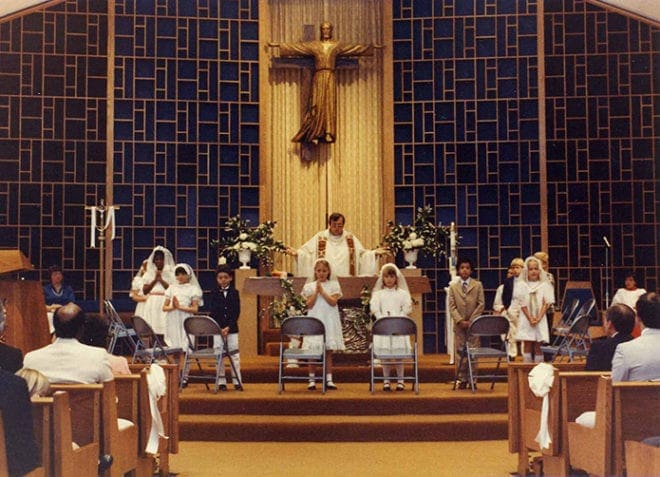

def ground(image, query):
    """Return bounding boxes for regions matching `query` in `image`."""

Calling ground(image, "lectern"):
[0,250,50,353]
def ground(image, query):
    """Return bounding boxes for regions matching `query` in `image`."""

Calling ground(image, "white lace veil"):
[173,263,204,306]
[142,246,176,284]
[373,263,409,292]
[520,256,549,290]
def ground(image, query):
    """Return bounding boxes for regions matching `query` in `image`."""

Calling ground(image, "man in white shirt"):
[24,303,114,384]
[611,292,660,382]
[292,212,382,277]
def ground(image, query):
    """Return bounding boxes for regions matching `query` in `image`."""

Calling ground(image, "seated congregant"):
[0,368,41,476]
[24,303,114,383]
[611,291,660,382]
[43,264,76,313]
[0,303,23,373]
[585,304,634,371]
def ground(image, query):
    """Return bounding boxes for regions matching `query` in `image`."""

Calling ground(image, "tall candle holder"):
[86,199,120,313]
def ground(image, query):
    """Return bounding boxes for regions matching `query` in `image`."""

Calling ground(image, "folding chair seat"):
[278,316,326,394]
[369,316,419,394]
[131,315,183,365]
[453,314,509,393]
[541,313,591,362]
[181,315,242,392]
[104,300,139,356]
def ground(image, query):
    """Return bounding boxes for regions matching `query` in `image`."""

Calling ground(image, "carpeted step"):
[179,383,508,416]
[186,361,510,384]
[178,413,509,442]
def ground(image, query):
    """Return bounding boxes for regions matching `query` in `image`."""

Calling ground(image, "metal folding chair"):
[369,316,419,394]
[278,316,326,394]
[181,315,242,392]
[453,314,510,393]
[104,299,139,356]
[550,297,581,344]
[541,313,591,362]
[131,315,183,364]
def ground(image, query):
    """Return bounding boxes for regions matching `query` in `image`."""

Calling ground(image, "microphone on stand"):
[603,236,611,308]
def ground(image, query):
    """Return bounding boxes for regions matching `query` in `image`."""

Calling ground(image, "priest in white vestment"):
[292,213,379,277]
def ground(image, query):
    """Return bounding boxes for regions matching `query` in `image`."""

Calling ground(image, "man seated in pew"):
[0,368,40,476]
[611,291,660,382]
[585,304,635,372]
[575,292,660,430]
[0,301,24,373]
[23,303,114,383]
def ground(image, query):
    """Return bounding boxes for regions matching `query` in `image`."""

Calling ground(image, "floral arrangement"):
[268,278,307,327]
[212,215,287,268]
[382,205,451,257]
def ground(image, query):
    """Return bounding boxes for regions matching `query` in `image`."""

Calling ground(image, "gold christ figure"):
[269,22,382,145]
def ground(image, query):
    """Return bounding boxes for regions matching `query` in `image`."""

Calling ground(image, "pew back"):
[612,380,660,476]
[51,379,139,477]
[31,390,99,477]
[568,377,660,476]
[508,362,601,477]
[129,362,180,476]
[625,440,660,477]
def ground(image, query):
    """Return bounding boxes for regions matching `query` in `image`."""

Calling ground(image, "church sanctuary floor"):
[169,440,519,477]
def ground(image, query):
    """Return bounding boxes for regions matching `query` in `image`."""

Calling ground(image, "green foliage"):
[268,278,308,327]
[211,215,287,268]
[382,205,451,258]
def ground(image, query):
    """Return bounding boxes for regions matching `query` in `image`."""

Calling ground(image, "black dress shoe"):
[98,454,113,472]
[234,384,243,391]
[218,384,227,391]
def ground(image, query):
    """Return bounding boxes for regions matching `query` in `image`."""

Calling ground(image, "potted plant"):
[213,215,287,270]
[382,205,451,268]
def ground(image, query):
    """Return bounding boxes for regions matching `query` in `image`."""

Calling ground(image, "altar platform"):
[178,355,586,443]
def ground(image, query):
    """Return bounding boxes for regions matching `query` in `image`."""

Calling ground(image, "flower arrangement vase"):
[238,249,252,269]
[404,249,419,269]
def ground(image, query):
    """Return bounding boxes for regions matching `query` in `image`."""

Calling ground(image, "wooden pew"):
[568,377,660,476]
[51,380,140,477]
[31,390,99,476]
[115,372,153,477]
[625,439,660,477]
[129,363,180,477]
[508,362,601,477]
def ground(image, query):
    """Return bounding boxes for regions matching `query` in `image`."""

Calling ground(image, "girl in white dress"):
[301,259,344,390]
[129,259,149,318]
[141,246,176,335]
[370,264,413,391]
[513,256,555,363]
[162,263,203,350]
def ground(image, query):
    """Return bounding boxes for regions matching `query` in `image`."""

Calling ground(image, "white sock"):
[326,373,333,383]
[534,354,543,363]
[308,372,315,382]
[522,352,533,363]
